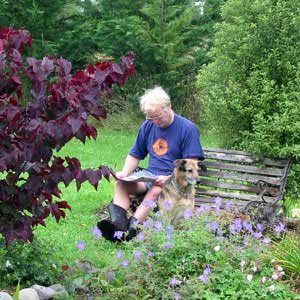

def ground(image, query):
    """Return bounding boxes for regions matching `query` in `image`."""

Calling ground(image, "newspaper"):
[117,174,156,183]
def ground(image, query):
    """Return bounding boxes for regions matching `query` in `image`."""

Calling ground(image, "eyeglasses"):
[145,107,167,121]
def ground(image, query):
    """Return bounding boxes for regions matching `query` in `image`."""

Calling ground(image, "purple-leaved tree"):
[0,27,134,246]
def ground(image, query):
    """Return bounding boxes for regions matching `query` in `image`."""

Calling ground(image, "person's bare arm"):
[116,155,141,178]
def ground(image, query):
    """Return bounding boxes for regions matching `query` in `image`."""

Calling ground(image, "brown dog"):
[158,159,206,226]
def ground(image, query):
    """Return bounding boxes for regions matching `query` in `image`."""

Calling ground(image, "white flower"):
[240,260,246,272]
[5,260,12,268]
[261,276,267,283]
[277,266,283,272]
[272,273,279,280]
[213,245,220,252]
[246,274,253,282]
[268,285,276,292]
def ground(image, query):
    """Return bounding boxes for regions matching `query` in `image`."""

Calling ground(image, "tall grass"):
[34,124,218,268]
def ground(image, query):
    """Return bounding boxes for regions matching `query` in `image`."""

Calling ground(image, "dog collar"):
[170,178,192,198]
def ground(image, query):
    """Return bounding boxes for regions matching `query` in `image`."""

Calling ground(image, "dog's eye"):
[187,169,193,173]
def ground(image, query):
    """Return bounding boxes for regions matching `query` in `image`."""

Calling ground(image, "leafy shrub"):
[197,0,300,202]
[0,27,134,246]
[67,201,299,299]
[0,237,60,288]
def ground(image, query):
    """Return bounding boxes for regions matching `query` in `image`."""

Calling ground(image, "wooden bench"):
[196,147,292,213]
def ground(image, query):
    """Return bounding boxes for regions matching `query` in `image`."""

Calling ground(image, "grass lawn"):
[34,125,218,269]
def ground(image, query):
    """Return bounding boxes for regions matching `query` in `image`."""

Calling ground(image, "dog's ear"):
[174,159,187,171]
[198,161,207,173]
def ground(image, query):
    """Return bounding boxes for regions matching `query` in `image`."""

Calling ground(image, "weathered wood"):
[203,161,284,176]
[203,147,288,167]
[204,151,288,167]
[199,178,278,195]
[196,189,275,202]
[195,147,292,209]
[199,169,282,186]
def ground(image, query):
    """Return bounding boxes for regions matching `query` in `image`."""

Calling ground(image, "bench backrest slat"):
[204,161,284,176]
[196,147,292,208]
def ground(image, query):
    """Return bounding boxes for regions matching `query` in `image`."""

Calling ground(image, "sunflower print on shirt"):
[152,138,169,156]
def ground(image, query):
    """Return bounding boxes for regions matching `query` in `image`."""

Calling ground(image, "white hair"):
[139,86,171,113]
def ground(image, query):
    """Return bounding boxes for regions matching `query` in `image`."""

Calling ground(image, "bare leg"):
[133,186,162,223]
[113,180,147,210]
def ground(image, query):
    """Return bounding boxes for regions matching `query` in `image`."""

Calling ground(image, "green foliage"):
[0,0,74,57]
[269,234,300,275]
[12,280,20,300]
[92,0,224,117]
[198,0,300,157]
[0,0,225,117]
[0,238,60,288]
[197,0,300,201]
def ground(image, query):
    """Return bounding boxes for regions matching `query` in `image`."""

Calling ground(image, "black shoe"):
[97,203,128,242]
[126,216,139,241]
[97,219,125,242]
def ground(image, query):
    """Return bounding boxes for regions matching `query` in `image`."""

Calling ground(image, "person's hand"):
[154,175,171,187]
[115,171,130,179]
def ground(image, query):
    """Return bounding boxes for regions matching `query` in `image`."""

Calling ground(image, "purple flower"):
[215,197,222,213]
[274,222,285,234]
[253,231,263,239]
[121,260,129,268]
[91,227,102,239]
[76,241,85,251]
[143,199,156,208]
[154,221,163,233]
[229,218,242,234]
[136,232,145,241]
[225,202,233,212]
[113,231,124,240]
[163,241,172,250]
[196,206,205,216]
[184,208,193,219]
[166,225,174,234]
[116,250,123,259]
[263,237,272,244]
[164,199,172,210]
[133,250,143,260]
[203,205,211,212]
[203,265,211,276]
[147,251,154,257]
[169,277,181,288]
[143,219,153,228]
[242,221,253,233]
[256,223,264,232]
[207,221,219,232]
[174,292,180,300]
[198,274,209,283]
[165,225,174,240]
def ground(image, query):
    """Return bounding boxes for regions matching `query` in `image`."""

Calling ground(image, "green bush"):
[197,0,300,201]
[0,238,60,289]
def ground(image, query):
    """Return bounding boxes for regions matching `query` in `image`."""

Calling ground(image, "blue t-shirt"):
[129,114,204,175]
